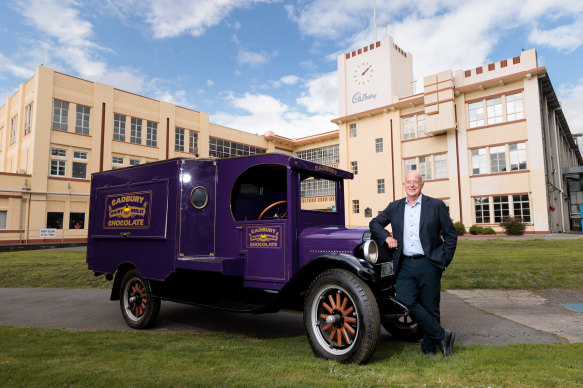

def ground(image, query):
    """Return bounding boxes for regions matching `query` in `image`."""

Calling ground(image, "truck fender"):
[260,253,375,313]
[110,263,141,301]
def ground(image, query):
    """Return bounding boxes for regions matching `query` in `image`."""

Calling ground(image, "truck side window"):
[231,164,287,221]
[190,186,209,209]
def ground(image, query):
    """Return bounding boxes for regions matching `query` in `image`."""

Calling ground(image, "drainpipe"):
[553,109,566,232]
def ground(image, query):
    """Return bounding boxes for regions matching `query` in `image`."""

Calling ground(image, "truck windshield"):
[300,172,338,212]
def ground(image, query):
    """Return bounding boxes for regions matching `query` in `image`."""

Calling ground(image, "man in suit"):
[369,170,458,356]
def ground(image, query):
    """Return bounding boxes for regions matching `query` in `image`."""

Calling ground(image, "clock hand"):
[361,66,371,76]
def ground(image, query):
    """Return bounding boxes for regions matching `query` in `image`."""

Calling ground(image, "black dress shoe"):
[438,329,455,357]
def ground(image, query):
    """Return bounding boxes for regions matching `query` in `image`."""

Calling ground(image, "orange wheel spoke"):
[342,328,350,343]
[336,293,340,310]
[322,302,333,314]
[336,329,342,346]
[328,295,336,309]
[320,314,329,320]
[344,316,356,323]
[322,323,332,331]
[343,322,355,335]
[329,328,337,341]
[340,296,348,311]
[343,306,354,316]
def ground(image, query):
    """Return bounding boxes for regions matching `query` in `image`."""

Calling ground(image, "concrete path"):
[1,287,579,346]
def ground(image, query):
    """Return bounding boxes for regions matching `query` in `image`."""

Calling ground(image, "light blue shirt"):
[402,194,425,256]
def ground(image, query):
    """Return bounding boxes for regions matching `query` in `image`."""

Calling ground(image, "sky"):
[1,0,583,140]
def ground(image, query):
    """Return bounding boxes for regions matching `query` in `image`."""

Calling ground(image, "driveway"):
[1,287,580,345]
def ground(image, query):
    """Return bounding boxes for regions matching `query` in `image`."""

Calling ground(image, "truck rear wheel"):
[304,269,380,364]
[120,269,161,329]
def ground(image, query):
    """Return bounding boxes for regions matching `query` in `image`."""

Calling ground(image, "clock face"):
[353,61,374,86]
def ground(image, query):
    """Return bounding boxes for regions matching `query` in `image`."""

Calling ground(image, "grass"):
[1,239,582,290]
[0,326,582,387]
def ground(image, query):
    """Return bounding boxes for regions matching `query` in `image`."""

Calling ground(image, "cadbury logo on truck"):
[103,191,152,229]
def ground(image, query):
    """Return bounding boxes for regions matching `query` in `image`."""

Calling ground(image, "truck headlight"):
[362,239,378,264]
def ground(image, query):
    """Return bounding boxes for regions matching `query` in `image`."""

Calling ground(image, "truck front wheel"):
[120,269,161,329]
[304,269,380,364]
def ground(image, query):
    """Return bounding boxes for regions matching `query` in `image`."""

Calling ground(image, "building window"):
[46,212,64,229]
[0,210,6,230]
[471,148,488,175]
[434,154,448,179]
[112,156,124,168]
[364,207,372,218]
[486,97,503,125]
[189,131,198,155]
[352,200,360,214]
[297,145,339,165]
[513,195,531,222]
[468,101,484,128]
[69,212,85,229]
[350,161,358,175]
[146,121,158,147]
[75,105,90,135]
[417,114,426,137]
[50,160,66,177]
[490,145,507,173]
[377,179,385,194]
[209,137,266,158]
[129,159,140,166]
[510,143,527,170]
[130,117,142,144]
[52,99,69,131]
[493,196,509,223]
[474,197,490,224]
[113,114,126,141]
[349,123,357,138]
[300,177,336,197]
[375,138,383,153]
[51,148,67,157]
[175,127,185,152]
[24,104,33,135]
[404,158,417,174]
[506,93,523,121]
[402,114,427,139]
[418,156,432,180]
[73,151,88,160]
[72,162,87,179]
[9,115,18,144]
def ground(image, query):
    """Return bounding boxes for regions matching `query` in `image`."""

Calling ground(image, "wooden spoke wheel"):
[120,269,161,329]
[304,269,380,364]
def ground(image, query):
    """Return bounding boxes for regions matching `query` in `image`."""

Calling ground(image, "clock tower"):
[338,35,413,117]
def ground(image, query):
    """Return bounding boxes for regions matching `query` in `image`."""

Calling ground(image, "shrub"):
[453,221,466,236]
[500,216,526,235]
[469,225,484,235]
[482,227,496,235]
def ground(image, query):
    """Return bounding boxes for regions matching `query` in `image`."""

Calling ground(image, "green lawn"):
[1,326,582,387]
[1,239,582,387]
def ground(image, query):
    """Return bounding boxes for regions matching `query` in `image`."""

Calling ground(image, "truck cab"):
[87,154,416,364]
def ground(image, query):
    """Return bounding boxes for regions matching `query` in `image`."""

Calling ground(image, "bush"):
[453,222,466,236]
[469,225,484,235]
[482,227,496,235]
[500,216,526,235]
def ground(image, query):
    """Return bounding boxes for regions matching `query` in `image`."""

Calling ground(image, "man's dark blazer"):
[369,195,457,273]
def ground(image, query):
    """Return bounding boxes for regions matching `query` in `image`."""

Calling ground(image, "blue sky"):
[1,0,583,139]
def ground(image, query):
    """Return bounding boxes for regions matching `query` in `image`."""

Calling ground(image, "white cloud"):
[297,72,337,115]
[280,75,299,85]
[529,15,583,53]
[143,0,272,39]
[212,92,337,138]
[207,79,214,86]
[558,79,583,134]
[237,49,270,67]
[0,52,34,79]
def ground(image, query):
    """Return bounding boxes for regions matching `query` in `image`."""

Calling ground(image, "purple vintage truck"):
[86,154,418,364]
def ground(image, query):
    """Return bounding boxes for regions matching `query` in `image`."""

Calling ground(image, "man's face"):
[404,172,424,199]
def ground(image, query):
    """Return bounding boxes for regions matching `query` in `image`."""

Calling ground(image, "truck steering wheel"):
[258,200,288,220]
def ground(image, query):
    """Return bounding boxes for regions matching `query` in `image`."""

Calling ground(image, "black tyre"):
[304,269,380,364]
[119,269,161,329]
[382,314,423,342]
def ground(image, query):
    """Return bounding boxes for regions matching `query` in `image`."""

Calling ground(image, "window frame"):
[113,113,126,142]
[52,99,69,131]
[75,104,90,135]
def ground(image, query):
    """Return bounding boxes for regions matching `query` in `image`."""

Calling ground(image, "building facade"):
[333,35,582,233]
[2,36,582,244]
